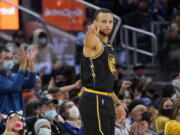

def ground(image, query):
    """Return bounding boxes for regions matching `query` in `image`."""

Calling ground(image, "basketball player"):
[79,8,121,135]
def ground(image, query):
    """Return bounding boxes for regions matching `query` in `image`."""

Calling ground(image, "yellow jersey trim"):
[89,59,96,78]
[90,46,104,59]
[96,95,104,135]
[83,88,111,96]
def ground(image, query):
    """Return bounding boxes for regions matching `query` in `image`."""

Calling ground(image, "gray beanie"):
[34,119,51,134]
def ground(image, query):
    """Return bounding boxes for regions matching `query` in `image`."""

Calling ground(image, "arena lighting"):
[42,0,86,31]
[0,0,19,30]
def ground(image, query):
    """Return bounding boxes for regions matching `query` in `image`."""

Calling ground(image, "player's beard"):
[99,29,112,37]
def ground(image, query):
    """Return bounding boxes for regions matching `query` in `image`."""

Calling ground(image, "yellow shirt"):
[155,116,170,132]
[165,120,180,135]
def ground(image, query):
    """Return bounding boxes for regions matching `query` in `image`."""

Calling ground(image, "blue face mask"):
[58,100,63,106]
[171,23,177,29]
[38,38,47,46]
[44,110,58,120]
[38,128,51,135]
[3,61,14,71]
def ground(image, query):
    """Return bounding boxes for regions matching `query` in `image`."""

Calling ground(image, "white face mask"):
[38,128,51,135]
[67,106,80,119]
[44,109,58,120]
[3,60,14,71]
[171,23,177,29]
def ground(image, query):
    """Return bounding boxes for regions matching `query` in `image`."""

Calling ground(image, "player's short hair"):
[93,8,113,20]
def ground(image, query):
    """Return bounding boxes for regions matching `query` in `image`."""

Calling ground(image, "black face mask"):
[161,109,173,117]
[15,41,21,46]
[141,112,151,122]
[118,73,123,80]
[55,81,68,87]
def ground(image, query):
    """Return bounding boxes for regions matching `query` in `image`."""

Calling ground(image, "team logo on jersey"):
[108,54,116,75]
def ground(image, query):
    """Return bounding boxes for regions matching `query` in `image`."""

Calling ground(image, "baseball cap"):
[38,97,58,107]
[133,63,145,71]
[141,97,152,106]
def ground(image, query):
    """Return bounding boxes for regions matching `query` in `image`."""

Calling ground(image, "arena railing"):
[120,25,158,77]
[1,0,77,66]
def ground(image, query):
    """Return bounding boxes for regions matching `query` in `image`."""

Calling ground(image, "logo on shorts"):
[108,54,116,76]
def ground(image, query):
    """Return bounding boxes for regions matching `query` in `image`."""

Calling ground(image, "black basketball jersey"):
[81,41,116,92]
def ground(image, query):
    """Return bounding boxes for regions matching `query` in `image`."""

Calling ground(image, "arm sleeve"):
[0,70,25,94]
[22,72,36,89]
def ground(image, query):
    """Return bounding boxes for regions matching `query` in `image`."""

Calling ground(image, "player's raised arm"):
[83,21,103,57]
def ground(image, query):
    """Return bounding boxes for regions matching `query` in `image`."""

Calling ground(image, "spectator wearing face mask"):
[38,98,59,121]
[0,47,37,134]
[34,119,52,135]
[154,98,175,132]
[31,29,58,75]
[59,100,83,135]
[166,13,180,43]
[153,84,175,110]
[165,14,180,71]
[130,64,147,92]
[25,97,64,135]
[39,97,67,134]
[162,105,180,135]
[130,105,158,135]
[31,75,44,98]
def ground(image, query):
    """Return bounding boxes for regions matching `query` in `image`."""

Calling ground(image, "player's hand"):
[88,21,100,35]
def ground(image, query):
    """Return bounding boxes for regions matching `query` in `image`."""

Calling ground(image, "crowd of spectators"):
[0,0,180,135]
[0,28,180,135]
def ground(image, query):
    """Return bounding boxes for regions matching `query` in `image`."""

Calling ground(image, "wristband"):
[19,67,25,71]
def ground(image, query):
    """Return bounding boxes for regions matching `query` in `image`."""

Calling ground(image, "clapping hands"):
[18,46,38,72]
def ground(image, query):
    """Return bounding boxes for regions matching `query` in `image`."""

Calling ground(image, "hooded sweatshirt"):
[31,29,58,74]
[32,29,57,64]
